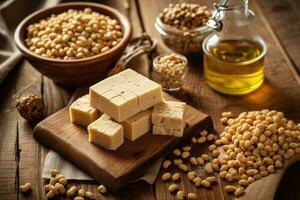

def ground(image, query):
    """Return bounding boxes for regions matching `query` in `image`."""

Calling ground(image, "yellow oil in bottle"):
[204,39,266,95]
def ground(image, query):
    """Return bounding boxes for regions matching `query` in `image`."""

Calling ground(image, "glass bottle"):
[202,0,267,95]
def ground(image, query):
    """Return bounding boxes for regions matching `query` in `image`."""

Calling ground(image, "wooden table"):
[1,0,300,199]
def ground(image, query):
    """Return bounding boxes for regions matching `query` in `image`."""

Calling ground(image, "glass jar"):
[155,16,212,54]
[152,53,188,91]
[203,0,267,95]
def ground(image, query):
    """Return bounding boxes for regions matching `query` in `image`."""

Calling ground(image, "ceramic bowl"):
[14,2,131,87]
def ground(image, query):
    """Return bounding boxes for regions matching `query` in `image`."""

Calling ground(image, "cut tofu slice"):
[89,69,163,122]
[121,110,152,141]
[118,69,163,109]
[88,114,124,150]
[69,95,101,127]
[152,101,186,137]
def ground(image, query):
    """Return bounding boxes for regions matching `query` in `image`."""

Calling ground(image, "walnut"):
[16,94,44,122]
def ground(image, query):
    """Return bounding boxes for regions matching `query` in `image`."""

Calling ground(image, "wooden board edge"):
[115,115,213,190]
[33,110,212,192]
[33,123,117,188]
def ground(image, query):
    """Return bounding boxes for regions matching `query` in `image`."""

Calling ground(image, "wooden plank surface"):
[16,60,45,200]
[256,0,300,75]
[137,0,300,199]
[15,62,72,200]
[255,1,300,199]
[61,0,157,199]
[0,0,300,199]
[0,66,18,200]
[0,0,156,199]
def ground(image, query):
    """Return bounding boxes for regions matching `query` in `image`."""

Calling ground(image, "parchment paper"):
[42,150,163,184]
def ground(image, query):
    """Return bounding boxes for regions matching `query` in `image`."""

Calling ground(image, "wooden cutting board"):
[33,93,212,191]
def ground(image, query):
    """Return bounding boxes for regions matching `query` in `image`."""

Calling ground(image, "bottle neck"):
[213,0,256,40]
[207,0,253,31]
[226,0,248,9]
[221,0,248,21]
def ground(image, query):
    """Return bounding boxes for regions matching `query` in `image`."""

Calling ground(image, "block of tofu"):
[153,124,185,137]
[90,75,140,122]
[90,69,163,122]
[152,101,186,137]
[69,95,101,127]
[119,69,164,110]
[118,68,145,82]
[88,114,124,150]
[121,110,152,141]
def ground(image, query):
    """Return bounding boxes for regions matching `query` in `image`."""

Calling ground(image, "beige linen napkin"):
[0,0,59,84]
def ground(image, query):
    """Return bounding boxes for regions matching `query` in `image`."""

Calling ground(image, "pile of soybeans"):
[160,109,300,199]
[25,8,123,59]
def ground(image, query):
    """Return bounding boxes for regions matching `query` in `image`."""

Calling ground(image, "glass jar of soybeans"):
[203,0,267,95]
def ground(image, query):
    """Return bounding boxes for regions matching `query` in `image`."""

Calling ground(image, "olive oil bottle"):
[203,39,266,95]
[203,0,267,95]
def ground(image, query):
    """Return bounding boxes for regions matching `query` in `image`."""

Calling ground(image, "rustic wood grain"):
[62,0,156,199]
[1,0,300,199]
[137,1,227,199]
[16,0,153,199]
[137,0,300,199]
[15,60,45,200]
[64,0,157,199]
[256,0,300,75]
[0,66,18,200]
[154,138,226,200]
[15,61,72,200]
[255,1,300,199]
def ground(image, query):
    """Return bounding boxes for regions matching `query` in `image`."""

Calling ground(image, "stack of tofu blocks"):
[69,69,186,150]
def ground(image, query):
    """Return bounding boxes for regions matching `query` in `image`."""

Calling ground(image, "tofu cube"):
[121,110,152,141]
[152,124,185,137]
[90,75,140,122]
[152,101,186,137]
[88,114,124,150]
[69,95,101,127]
[89,69,163,122]
[119,69,164,110]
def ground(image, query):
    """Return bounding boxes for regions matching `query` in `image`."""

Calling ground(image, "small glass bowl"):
[154,16,213,54]
[152,53,188,91]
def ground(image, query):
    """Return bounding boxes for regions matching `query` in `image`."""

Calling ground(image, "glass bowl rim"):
[154,16,212,36]
[153,52,188,69]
